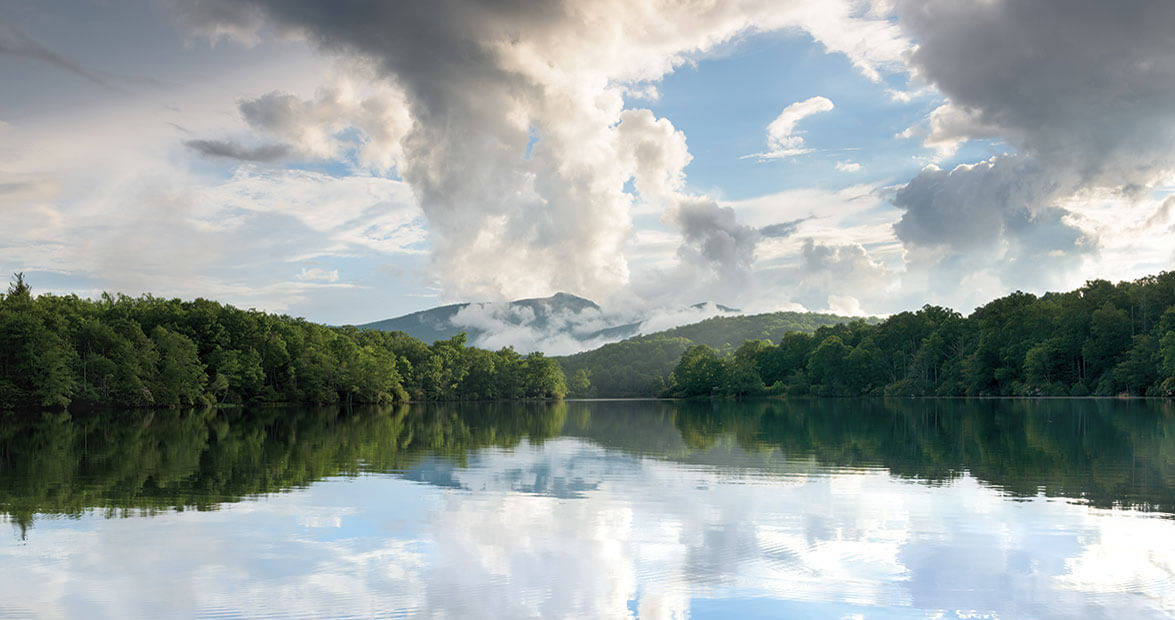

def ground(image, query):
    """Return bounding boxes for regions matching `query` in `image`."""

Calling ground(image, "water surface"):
[2,399,1174,618]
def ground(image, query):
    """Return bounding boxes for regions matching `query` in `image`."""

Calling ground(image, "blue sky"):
[1,0,1173,326]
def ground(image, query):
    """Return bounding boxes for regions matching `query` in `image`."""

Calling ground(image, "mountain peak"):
[356,291,607,346]
[690,302,740,313]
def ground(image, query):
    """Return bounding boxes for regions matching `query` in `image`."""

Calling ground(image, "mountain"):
[358,295,862,370]
[691,302,740,313]
[555,311,866,397]
[357,292,639,348]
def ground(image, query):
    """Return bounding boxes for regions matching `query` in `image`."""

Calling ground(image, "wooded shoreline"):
[4,271,1175,409]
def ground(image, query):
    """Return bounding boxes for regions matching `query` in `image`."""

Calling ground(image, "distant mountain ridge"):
[357,292,640,347]
[356,294,858,370]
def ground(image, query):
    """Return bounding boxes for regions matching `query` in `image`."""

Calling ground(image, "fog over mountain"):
[358,293,742,355]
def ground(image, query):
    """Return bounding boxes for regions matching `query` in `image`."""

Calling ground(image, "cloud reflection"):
[2,438,1174,618]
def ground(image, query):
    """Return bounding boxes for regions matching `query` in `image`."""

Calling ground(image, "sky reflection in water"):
[1,399,1174,618]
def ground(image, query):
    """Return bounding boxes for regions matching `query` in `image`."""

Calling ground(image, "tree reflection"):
[2,399,1173,534]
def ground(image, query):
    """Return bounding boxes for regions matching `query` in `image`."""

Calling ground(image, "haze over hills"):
[356,292,747,355]
[358,293,611,344]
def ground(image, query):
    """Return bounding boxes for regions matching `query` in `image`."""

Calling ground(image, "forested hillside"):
[556,311,858,397]
[666,273,1175,398]
[0,275,565,409]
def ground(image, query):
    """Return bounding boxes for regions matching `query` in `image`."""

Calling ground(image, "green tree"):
[669,345,729,397]
[807,335,851,395]
[149,326,208,406]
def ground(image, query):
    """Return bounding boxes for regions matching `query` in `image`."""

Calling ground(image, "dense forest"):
[557,311,859,397]
[7,271,1175,406]
[0,275,566,409]
[666,273,1175,398]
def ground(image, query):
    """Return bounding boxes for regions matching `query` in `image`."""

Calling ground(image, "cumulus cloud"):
[748,96,835,160]
[235,79,413,171]
[892,157,1093,300]
[834,160,861,173]
[673,198,761,281]
[910,102,1003,158]
[792,238,892,313]
[614,108,692,209]
[177,0,909,305]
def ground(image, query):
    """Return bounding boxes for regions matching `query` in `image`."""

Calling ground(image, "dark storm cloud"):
[185,139,291,162]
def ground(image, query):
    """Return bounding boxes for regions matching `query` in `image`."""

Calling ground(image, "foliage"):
[663,272,1175,398]
[0,278,566,409]
[557,312,860,397]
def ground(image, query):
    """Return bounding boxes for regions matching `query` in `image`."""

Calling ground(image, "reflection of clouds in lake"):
[419,440,915,617]
[2,438,1174,618]
[423,440,1175,618]
[1058,512,1175,613]
[0,497,430,618]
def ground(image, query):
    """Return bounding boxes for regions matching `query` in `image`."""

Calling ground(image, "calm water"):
[1,399,1174,618]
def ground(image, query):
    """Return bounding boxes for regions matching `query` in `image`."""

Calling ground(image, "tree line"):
[557,311,859,397]
[667,272,1175,398]
[0,275,566,409]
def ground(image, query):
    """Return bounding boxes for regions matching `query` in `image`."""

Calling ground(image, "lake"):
[2,399,1174,618]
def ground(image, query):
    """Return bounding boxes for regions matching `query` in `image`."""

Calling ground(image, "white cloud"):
[835,160,862,173]
[229,73,413,172]
[178,0,911,307]
[748,96,835,160]
[898,102,1004,158]
[296,267,339,283]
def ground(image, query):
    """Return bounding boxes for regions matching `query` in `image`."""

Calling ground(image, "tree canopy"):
[556,311,861,397]
[0,277,566,409]
[664,272,1175,398]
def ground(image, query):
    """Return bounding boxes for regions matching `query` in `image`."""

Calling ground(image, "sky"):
[2,0,1174,325]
